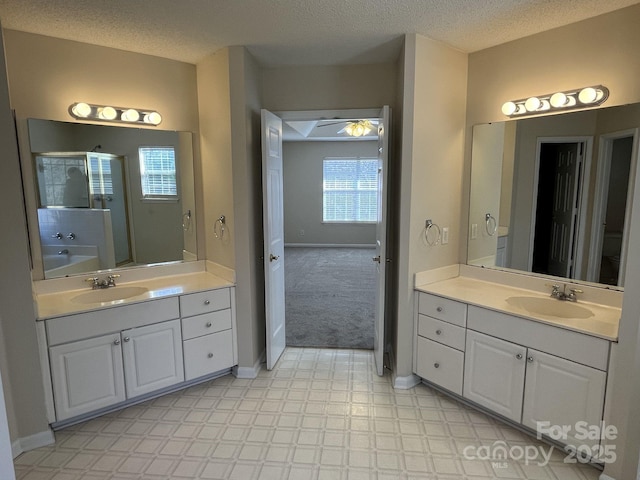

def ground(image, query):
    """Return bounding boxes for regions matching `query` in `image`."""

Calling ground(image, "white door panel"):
[262,109,286,370]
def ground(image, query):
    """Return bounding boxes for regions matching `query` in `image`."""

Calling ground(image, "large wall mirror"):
[25,119,197,280]
[468,103,640,290]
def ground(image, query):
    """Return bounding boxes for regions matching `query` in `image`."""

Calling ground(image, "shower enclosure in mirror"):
[25,119,198,280]
[468,103,640,288]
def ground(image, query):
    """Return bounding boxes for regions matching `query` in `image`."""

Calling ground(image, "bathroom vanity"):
[413,266,621,459]
[34,266,237,428]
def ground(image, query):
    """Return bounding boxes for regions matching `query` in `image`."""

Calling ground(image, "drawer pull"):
[516,353,522,360]
[206,322,212,328]
[434,362,440,368]
[204,300,210,305]
[527,356,534,363]
[435,329,442,335]
[208,353,214,358]
[436,306,443,312]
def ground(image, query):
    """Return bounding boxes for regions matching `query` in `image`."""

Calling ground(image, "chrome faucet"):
[57,249,69,255]
[85,274,120,289]
[550,284,583,302]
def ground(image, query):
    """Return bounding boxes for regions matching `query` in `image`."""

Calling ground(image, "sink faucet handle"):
[85,277,99,287]
[107,274,120,286]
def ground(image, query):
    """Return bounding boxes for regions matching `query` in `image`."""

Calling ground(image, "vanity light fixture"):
[501,85,609,117]
[69,102,163,126]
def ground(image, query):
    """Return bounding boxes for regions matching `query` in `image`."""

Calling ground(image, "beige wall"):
[466,5,640,478]
[1,29,201,445]
[396,34,468,380]
[283,141,378,245]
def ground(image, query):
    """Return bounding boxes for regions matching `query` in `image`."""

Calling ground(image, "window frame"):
[138,146,179,202]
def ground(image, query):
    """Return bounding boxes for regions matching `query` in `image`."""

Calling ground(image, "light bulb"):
[578,87,601,104]
[71,102,91,118]
[525,97,541,112]
[143,112,162,125]
[501,101,517,116]
[121,108,140,122]
[550,92,568,108]
[98,106,117,120]
[353,124,365,137]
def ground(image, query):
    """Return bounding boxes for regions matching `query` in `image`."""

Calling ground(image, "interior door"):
[373,106,390,376]
[261,109,286,370]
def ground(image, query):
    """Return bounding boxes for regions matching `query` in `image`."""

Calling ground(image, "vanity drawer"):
[417,314,465,351]
[183,329,234,380]
[180,288,230,318]
[418,292,467,327]
[181,309,232,340]
[416,336,464,395]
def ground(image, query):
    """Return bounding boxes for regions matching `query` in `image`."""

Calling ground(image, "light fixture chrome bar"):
[501,85,609,117]
[69,102,162,126]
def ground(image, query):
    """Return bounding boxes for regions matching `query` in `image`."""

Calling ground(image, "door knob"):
[269,254,279,262]
[372,255,381,263]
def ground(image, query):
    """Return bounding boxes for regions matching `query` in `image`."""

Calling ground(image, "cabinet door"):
[122,319,184,398]
[522,349,606,451]
[464,330,526,422]
[50,333,125,421]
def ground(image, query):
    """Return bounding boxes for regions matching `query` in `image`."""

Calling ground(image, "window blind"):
[323,158,378,222]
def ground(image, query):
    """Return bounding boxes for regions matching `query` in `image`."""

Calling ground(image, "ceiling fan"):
[316,119,379,137]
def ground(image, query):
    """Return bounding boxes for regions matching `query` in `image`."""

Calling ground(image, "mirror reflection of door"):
[532,142,583,278]
[88,154,132,266]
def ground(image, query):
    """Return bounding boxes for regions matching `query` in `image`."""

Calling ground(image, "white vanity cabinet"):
[180,288,236,380]
[414,293,467,395]
[414,291,611,453]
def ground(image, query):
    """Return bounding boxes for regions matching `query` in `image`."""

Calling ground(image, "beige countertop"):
[35,271,234,320]
[416,276,620,341]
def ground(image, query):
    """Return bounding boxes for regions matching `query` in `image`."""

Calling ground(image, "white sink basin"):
[71,286,149,304]
[506,295,594,319]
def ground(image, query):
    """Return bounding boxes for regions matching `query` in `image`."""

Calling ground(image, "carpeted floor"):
[285,247,376,349]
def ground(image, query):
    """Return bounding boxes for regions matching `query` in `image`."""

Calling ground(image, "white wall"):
[283,140,378,245]
[396,34,468,380]
[465,5,640,478]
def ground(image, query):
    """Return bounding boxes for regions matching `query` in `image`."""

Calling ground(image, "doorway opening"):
[530,138,591,278]
[262,107,390,374]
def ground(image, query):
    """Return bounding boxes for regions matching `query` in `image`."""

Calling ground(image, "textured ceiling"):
[0,0,638,65]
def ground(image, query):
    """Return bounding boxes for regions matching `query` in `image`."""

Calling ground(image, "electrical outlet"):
[299,229,305,237]
[442,227,449,244]
[471,224,478,239]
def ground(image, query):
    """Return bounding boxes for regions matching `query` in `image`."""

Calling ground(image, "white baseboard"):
[232,350,265,379]
[393,374,421,390]
[12,429,55,458]
[285,243,376,248]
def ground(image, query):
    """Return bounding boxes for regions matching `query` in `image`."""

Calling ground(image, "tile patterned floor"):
[14,348,601,479]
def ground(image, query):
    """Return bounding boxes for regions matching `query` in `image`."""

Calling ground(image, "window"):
[139,147,177,198]
[323,157,378,222]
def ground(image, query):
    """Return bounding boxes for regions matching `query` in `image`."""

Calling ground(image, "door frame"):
[267,107,389,370]
[528,136,593,278]
[587,128,639,285]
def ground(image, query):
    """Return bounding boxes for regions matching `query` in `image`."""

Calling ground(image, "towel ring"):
[485,213,497,236]
[425,219,441,247]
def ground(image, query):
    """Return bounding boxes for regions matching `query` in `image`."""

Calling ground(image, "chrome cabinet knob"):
[208,353,214,358]
[434,363,440,369]
[113,339,121,345]
[527,356,534,363]
[206,322,212,328]
[435,329,442,335]
[123,337,130,342]
[436,306,443,312]
[516,353,522,360]
[204,300,210,305]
